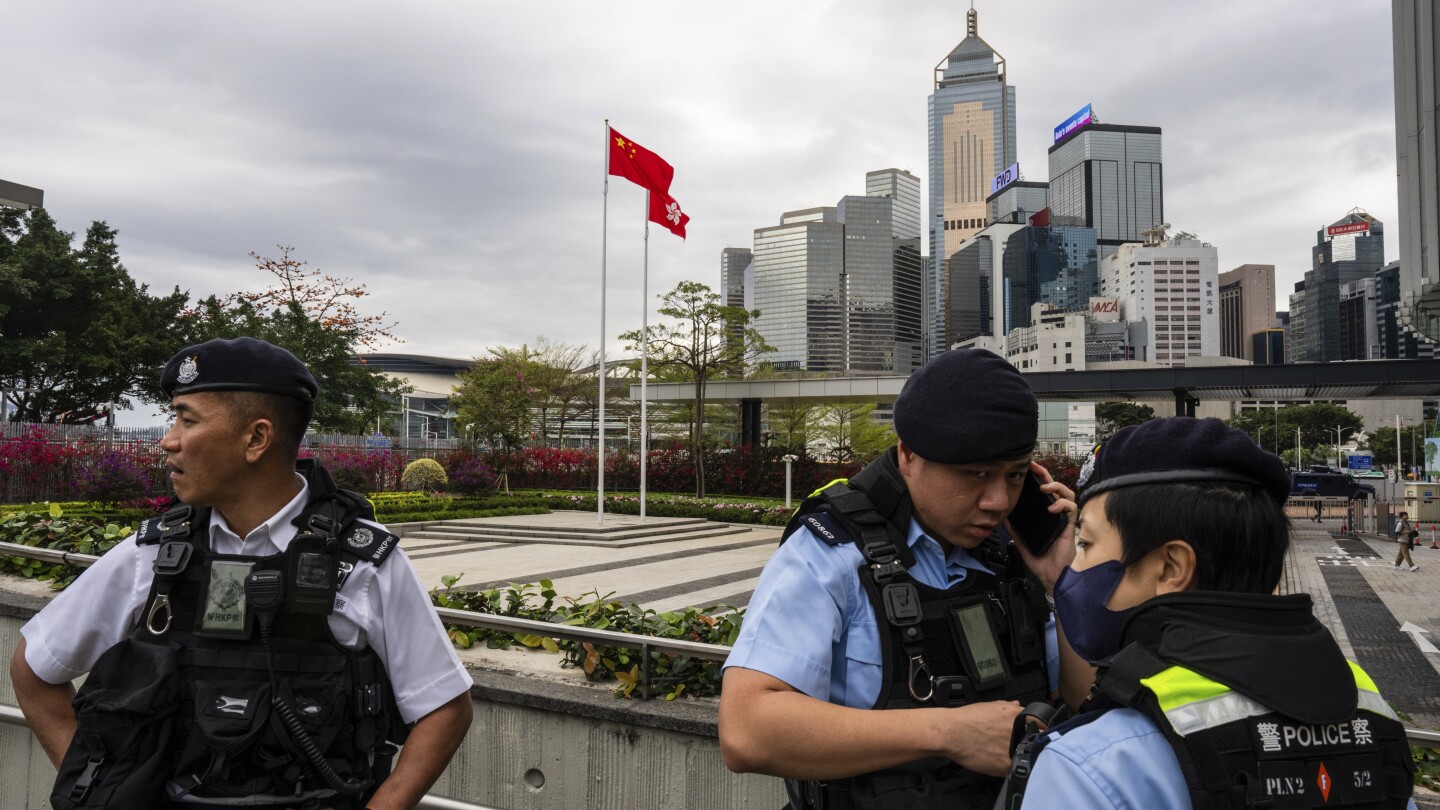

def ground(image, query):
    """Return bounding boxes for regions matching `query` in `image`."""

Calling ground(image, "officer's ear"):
[240,417,277,464]
[896,439,919,479]
[1152,540,1197,595]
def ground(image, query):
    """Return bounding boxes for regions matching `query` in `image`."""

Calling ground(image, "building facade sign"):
[1327,222,1371,237]
[1053,104,1094,143]
[990,162,1020,195]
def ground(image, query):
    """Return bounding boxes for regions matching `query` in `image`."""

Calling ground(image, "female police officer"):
[1004,417,1417,810]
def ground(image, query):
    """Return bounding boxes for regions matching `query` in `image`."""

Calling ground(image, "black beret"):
[893,348,1038,464]
[161,337,318,401]
[1076,417,1290,506]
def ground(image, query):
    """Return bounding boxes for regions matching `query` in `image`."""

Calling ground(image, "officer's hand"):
[1010,461,1077,593]
[940,700,1024,776]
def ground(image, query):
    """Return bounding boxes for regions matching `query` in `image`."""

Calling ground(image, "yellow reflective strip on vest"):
[1348,660,1380,695]
[809,479,849,500]
[1140,666,1230,714]
[1143,661,1400,736]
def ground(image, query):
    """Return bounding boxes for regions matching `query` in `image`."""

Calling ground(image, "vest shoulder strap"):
[136,505,211,546]
[797,512,849,546]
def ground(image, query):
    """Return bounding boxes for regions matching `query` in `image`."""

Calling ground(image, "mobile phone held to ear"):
[1009,472,1068,557]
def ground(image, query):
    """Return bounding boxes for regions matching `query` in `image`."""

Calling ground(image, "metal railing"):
[0,541,732,700]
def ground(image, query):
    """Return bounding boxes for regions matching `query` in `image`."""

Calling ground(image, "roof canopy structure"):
[631,360,1440,415]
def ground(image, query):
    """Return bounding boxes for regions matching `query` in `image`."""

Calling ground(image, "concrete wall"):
[0,583,784,810]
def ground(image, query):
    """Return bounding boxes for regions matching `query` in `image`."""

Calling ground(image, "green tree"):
[620,280,773,496]
[0,209,185,422]
[451,353,536,454]
[768,399,821,456]
[1095,402,1155,438]
[1361,424,1430,470]
[1228,404,1363,460]
[817,402,895,463]
[175,247,409,433]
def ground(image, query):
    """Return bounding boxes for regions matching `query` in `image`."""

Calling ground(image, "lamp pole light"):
[1397,415,1404,481]
[1331,426,1344,470]
[782,454,799,508]
[1294,427,1302,471]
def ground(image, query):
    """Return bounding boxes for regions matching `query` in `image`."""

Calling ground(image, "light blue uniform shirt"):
[1024,708,1420,810]
[725,517,1059,707]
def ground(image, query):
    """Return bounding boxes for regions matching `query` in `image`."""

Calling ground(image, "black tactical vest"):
[1002,593,1416,810]
[51,462,408,810]
[779,449,1053,810]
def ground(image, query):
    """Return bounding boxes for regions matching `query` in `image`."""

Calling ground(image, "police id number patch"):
[198,560,255,638]
[1251,754,1385,808]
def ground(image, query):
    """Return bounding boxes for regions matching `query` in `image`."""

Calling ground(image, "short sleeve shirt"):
[21,477,472,725]
[724,516,1059,708]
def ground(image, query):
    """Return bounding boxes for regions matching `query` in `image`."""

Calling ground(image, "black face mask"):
[1052,560,1141,663]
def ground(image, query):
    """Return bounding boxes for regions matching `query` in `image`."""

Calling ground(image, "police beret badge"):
[177,355,200,384]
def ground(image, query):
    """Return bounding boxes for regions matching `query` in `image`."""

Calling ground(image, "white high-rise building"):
[1100,233,1220,365]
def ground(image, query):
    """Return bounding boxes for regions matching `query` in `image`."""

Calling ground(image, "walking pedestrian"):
[1312,500,1323,522]
[1395,511,1419,571]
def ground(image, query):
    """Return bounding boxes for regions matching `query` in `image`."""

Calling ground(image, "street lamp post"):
[1294,427,1302,471]
[1331,426,1344,470]
[1397,415,1404,481]
[782,454,799,508]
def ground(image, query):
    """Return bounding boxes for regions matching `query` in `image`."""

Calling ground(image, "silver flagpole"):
[641,191,650,520]
[598,120,609,525]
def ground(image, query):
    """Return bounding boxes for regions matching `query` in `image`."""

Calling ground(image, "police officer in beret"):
[720,348,1086,809]
[1001,417,1417,809]
[10,337,474,810]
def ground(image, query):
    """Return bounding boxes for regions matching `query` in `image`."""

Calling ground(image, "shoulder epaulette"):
[800,512,851,547]
[337,522,400,567]
[136,516,165,545]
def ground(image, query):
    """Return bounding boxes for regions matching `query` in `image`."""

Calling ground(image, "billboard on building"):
[990,162,1020,196]
[1088,297,1121,323]
[1053,104,1094,143]
[1326,222,1371,237]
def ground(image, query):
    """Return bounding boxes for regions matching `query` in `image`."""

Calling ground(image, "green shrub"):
[401,458,448,491]
[0,505,135,589]
[431,576,742,700]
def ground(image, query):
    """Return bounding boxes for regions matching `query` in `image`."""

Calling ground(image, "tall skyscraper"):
[1288,211,1385,363]
[1392,0,1440,342]
[720,248,752,309]
[1100,233,1220,365]
[1217,264,1277,361]
[1338,277,1381,360]
[751,170,924,374]
[926,6,1015,358]
[1048,120,1163,258]
[943,223,1097,348]
[1376,261,1435,358]
[753,208,845,372]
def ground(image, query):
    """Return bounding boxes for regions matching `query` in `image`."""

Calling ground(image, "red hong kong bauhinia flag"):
[608,127,674,195]
[649,188,689,239]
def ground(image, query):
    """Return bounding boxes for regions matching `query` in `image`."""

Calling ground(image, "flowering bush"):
[447,455,497,494]
[73,450,154,504]
[401,458,448,491]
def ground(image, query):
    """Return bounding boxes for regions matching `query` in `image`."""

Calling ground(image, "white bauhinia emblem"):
[665,201,682,225]
[347,527,374,550]
[177,355,200,384]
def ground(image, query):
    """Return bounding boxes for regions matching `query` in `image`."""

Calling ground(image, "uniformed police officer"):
[719,349,1085,809]
[9,337,474,810]
[1005,417,1418,810]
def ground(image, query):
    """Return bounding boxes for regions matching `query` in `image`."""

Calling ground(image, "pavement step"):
[400,523,749,548]
[405,519,721,541]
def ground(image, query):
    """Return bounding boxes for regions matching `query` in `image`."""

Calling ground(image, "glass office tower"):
[1047,123,1163,258]
[999,226,1100,333]
[753,208,846,372]
[926,6,1016,359]
[1289,211,1385,362]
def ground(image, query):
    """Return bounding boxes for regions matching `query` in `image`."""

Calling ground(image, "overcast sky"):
[3,1,1399,369]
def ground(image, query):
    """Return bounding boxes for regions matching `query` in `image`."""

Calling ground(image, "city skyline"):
[2,2,1400,371]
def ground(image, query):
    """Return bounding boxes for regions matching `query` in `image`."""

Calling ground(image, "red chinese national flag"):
[608,127,674,195]
[649,189,689,239]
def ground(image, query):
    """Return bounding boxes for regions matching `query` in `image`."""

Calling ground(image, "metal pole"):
[641,190,649,521]
[599,119,610,525]
[785,458,794,508]
[1397,414,1403,481]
